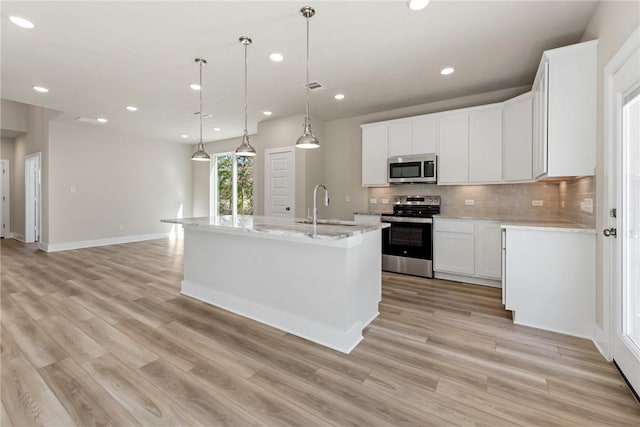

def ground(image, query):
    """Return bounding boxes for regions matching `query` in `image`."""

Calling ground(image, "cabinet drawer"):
[434,220,475,233]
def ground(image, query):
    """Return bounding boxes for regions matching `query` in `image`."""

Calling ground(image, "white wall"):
[48,120,193,245]
[580,1,640,329]
[1,99,29,134]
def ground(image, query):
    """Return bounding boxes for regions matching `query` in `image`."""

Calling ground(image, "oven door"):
[381,217,433,278]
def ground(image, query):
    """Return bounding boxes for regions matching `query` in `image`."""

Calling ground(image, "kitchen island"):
[161,215,389,353]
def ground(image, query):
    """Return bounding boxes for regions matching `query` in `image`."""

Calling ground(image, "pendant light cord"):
[244,43,248,135]
[305,16,310,125]
[199,59,203,145]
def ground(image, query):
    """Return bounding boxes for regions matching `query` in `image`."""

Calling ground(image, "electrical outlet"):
[532,200,544,207]
[345,195,351,202]
[465,199,475,206]
[381,199,389,204]
[118,225,124,231]
[561,201,565,208]
[369,198,377,204]
[70,186,76,193]
[581,198,594,213]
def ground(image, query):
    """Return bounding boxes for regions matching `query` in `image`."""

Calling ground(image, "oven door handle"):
[381,216,433,224]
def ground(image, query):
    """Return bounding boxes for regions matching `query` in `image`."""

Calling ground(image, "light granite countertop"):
[433,215,595,233]
[162,215,389,241]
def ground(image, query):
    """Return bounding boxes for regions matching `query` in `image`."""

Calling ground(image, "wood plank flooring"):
[1,237,639,426]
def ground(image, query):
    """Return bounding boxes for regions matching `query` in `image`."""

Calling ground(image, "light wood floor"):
[1,238,639,426]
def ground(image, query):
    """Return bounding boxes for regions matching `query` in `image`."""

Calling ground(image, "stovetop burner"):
[390,195,441,218]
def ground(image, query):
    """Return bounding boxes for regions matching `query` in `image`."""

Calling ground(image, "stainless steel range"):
[380,195,441,278]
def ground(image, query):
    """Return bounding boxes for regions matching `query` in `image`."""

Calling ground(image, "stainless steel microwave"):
[388,154,437,184]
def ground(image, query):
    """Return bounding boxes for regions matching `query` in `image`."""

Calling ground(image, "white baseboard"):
[593,323,612,361]
[434,271,502,288]
[41,231,182,253]
[9,233,25,242]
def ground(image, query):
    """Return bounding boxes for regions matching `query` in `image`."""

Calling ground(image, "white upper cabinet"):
[503,92,533,181]
[361,125,388,186]
[438,112,469,184]
[533,40,597,179]
[411,116,437,155]
[469,105,503,183]
[387,121,413,157]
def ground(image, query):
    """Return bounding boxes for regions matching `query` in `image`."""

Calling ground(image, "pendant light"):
[191,58,211,161]
[235,36,257,157]
[296,6,319,149]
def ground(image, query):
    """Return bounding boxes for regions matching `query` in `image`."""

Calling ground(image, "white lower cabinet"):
[434,218,501,286]
[502,226,595,338]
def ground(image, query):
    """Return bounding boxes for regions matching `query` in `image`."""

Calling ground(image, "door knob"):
[285,207,290,211]
[603,228,617,237]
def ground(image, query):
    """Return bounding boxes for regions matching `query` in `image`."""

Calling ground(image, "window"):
[211,152,254,216]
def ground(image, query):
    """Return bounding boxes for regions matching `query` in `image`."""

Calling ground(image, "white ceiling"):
[1,1,598,144]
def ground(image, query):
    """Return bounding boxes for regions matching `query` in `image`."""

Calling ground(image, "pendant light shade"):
[235,36,257,157]
[191,58,211,161]
[296,6,319,149]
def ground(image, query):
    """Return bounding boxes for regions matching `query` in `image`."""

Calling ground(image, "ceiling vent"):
[305,81,325,91]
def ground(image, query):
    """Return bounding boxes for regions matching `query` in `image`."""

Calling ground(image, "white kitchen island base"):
[179,221,383,354]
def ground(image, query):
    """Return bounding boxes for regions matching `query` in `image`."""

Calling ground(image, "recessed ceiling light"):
[96,117,108,123]
[181,134,189,138]
[9,16,34,29]
[190,83,201,90]
[263,111,273,116]
[407,0,429,11]
[440,67,455,76]
[334,93,345,100]
[32,86,49,93]
[213,127,221,132]
[125,105,138,111]
[269,53,284,62]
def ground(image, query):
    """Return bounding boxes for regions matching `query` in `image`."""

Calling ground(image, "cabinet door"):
[469,106,503,182]
[434,231,475,275]
[387,122,412,157]
[475,222,502,279]
[438,113,469,183]
[361,126,388,186]
[503,93,533,181]
[411,117,437,155]
[532,62,549,179]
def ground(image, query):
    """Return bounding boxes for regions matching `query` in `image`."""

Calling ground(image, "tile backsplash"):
[367,176,596,227]
[558,176,596,228]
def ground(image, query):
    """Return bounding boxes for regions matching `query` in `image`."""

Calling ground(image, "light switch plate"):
[465,199,475,206]
[345,195,351,202]
[381,199,389,204]
[369,198,377,204]
[532,200,544,207]
[581,198,594,213]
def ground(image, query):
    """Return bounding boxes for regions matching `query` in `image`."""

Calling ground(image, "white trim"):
[25,152,42,243]
[601,26,640,360]
[41,232,178,253]
[1,159,11,238]
[9,232,24,242]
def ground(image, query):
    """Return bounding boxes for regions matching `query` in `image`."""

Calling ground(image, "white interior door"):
[0,160,10,238]
[264,147,294,218]
[25,153,41,243]
[607,32,640,395]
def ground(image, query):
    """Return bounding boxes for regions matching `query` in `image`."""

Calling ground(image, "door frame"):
[600,26,640,360]
[25,152,41,243]
[0,159,10,238]
[264,146,295,217]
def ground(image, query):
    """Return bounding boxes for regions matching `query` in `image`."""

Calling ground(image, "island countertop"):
[162,215,389,241]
